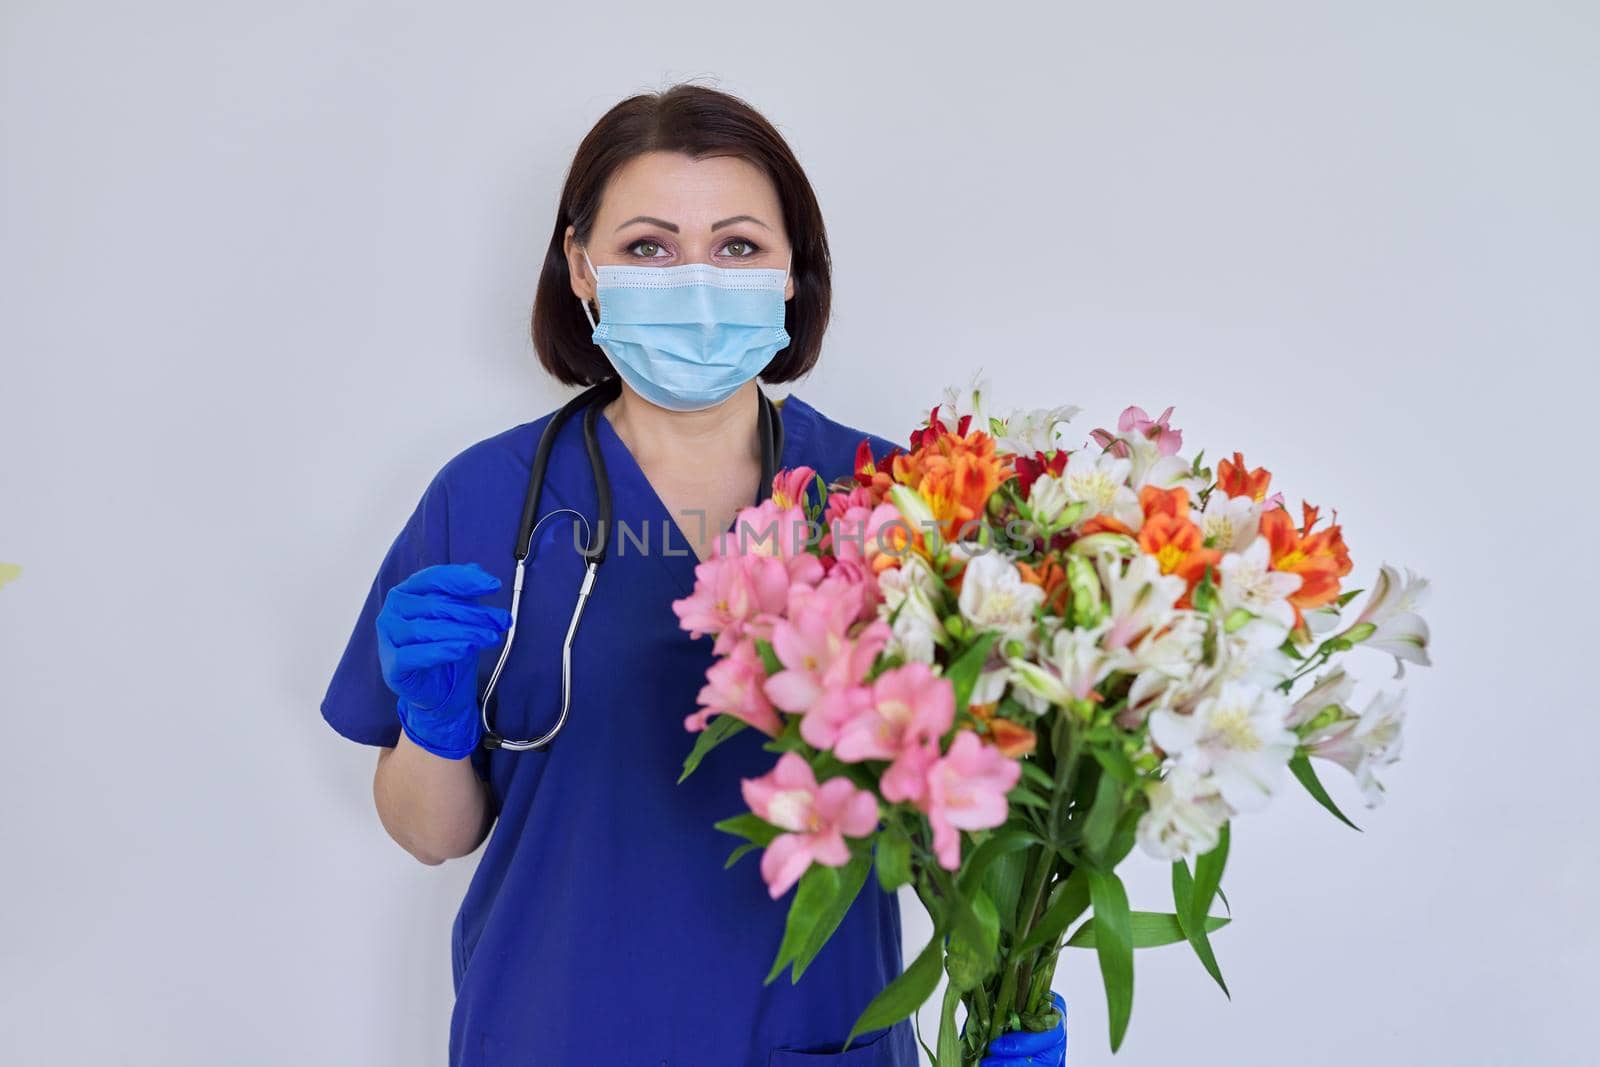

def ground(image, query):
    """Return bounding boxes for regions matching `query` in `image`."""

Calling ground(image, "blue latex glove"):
[979,991,1068,1066]
[375,562,513,759]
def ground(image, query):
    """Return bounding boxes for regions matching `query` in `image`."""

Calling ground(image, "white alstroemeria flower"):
[1304,688,1406,806]
[1351,563,1432,679]
[1114,429,1206,496]
[957,549,1045,644]
[1286,666,1357,728]
[1136,764,1232,862]
[1026,473,1072,527]
[1008,618,1117,706]
[1121,612,1212,718]
[1195,490,1261,554]
[1096,552,1188,652]
[970,662,1014,705]
[1149,681,1296,812]
[1213,613,1297,690]
[992,404,1083,454]
[1215,536,1301,632]
[878,558,947,664]
[1010,684,1052,716]
[935,371,991,434]
[1062,451,1143,531]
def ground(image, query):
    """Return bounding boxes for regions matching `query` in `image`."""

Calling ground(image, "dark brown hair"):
[531,83,831,386]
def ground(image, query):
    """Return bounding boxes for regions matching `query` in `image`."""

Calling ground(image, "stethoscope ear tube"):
[481,380,781,753]
[514,377,620,562]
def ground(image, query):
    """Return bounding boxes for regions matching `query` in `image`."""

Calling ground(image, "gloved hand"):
[979,991,1067,1066]
[376,562,513,759]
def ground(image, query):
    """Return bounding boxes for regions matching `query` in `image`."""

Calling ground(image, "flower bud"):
[1066,555,1105,628]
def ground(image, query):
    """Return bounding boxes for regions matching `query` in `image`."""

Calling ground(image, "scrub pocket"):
[768,1024,902,1066]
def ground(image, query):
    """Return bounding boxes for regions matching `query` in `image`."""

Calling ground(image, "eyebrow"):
[613,214,770,234]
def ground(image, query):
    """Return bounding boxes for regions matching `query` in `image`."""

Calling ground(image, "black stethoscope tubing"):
[479,377,784,751]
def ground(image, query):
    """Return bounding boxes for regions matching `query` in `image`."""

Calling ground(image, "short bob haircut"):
[531,83,831,387]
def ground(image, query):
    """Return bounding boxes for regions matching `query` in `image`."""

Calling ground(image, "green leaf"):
[944,887,1000,990]
[1171,851,1228,991]
[1014,867,1089,955]
[1019,760,1055,791]
[1067,911,1231,949]
[875,831,912,893]
[763,851,872,985]
[724,840,760,869]
[1103,807,1141,868]
[1080,769,1123,861]
[1087,868,1136,1052]
[794,850,873,983]
[1007,787,1051,811]
[712,812,780,846]
[944,631,1000,713]
[678,713,749,783]
[937,981,962,1067]
[1091,744,1139,785]
[1192,824,1229,926]
[1289,753,1362,831]
[983,846,1029,937]
[956,828,1038,898]
[841,931,946,1051]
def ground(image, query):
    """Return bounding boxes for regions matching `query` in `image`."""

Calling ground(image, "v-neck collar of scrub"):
[591,390,817,598]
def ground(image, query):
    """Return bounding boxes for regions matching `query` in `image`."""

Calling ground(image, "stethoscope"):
[478,375,785,751]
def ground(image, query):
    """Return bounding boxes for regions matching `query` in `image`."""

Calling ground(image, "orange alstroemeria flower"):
[1260,501,1353,631]
[967,703,1037,758]
[1017,558,1071,615]
[1075,513,1137,538]
[890,419,1012,542]
[1216,450,1273,502]
[1136,485,1220,609]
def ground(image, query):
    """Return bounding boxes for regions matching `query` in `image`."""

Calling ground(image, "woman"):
[320,84,919,1065]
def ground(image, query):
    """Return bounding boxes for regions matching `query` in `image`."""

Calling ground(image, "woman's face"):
[564,150,795,305]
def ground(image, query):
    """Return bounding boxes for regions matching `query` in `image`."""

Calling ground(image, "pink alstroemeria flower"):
[832,663,955,808]
[824,486,875,525]
[716,499,824,586]
[685,638,782,737]
[764,583,890,748]
[924,730,1022,870]
[814,557,882,624]
[672,552,792,654]
[825,501,903,570]
[1090,404,1183,459]
[741,751,881,899]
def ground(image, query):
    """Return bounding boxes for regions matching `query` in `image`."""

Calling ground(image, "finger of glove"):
[384,590,513,637]
[394,562,502,599]
[985,1025,1065,1057]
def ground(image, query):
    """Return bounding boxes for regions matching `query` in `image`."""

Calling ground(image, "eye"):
[721,238,761,258]
[625,239,670,259]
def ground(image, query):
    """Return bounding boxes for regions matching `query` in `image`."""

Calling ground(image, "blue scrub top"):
[321,393,920,1067]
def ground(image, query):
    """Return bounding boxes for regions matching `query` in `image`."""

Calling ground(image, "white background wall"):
[2,2,1595,1064]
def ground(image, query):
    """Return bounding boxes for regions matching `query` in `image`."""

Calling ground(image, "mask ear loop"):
[577,244,600,331]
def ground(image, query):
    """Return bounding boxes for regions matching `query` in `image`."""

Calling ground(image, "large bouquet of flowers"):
[671,382,1432,1063]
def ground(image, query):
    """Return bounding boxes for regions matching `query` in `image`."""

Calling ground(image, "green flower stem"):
[1008,850,1059,1018]
[986,958,1020,1051]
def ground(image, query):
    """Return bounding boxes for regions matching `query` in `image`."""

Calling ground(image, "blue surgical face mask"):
[578,245,792,412]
